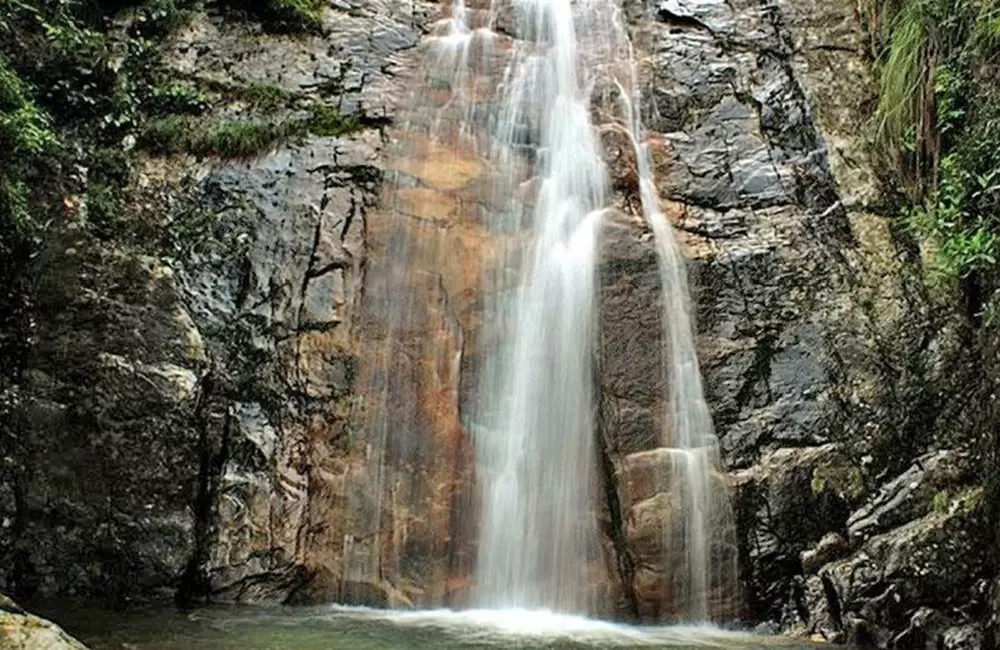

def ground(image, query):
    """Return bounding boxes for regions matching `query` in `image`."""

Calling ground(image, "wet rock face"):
[605,0,994,641]
[1,239,205,601]
[0,0,436,606]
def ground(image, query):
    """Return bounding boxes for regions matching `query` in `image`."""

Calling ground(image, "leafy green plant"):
[865,0,1000,285]
[150,83,209,116]
[306,102,357,137]
[218,0,325,34]
[129,0,195,38]
[238,82,294,107]
[865,0,1000,194]
[0,55,56,239]
[0,57,56,156]
[259,0,324,33]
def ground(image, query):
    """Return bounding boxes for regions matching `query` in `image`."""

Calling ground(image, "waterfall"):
[374,0,738,620]
[470,0,607,611]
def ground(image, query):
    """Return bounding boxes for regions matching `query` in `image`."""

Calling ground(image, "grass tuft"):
[138,102,360,158]
[263,0,325,33]
[864,0,1000,282]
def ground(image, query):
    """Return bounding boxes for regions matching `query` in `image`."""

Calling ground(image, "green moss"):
[931,486,986,515]
[811,462,867,502]
[931,489,951,514]
[201,120,288,157]
[956,485,986,515]
[811,473,827,496]
[191,78,297,109]
[150,83,209,116]
[260,0,325,33]
[305,102,358,137]
[238,82,295,107]
[140,115,287,157]
[138,114,195,154]
[139,102,360,158]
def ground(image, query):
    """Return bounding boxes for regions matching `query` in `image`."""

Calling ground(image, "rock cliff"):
[0,0,995,647]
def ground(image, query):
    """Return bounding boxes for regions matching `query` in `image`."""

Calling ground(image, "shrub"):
[865,0,1000,282]
[259,0,325,33]
[200,119,288,157]
[0,57,57,156]
[218,0,326,34]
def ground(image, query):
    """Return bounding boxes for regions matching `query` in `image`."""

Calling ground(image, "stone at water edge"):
[0,596,90,650]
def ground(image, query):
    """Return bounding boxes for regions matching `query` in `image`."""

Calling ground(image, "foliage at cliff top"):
[864,0,1000,292]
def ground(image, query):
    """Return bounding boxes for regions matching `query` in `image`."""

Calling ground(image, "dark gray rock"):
[730,445,861,622]
[942,625,985,650]
[847,450,973,546]
[801,498,988,645]
[801,532,849,575]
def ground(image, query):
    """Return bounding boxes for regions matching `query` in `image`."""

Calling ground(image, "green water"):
[33,603,820,650]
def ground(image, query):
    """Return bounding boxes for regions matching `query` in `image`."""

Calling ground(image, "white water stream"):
[412,0,736,620]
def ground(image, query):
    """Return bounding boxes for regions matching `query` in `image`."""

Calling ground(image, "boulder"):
[802,493,988,645]
[0,596,89,650]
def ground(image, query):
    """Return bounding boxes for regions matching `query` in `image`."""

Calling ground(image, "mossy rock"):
[0,599,89,650]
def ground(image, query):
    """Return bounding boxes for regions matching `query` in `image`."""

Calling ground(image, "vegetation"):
[931,486,986,516]
[256,0,325,33]
[128,0,196,38]
[0,0,354,238]
[865,1,1000,610]
[0,40,59,380]
[864,0,1000,290]
[228,81,295,108]
[0,56,57,230]
[219,0,326,33]
[139,102,358,157]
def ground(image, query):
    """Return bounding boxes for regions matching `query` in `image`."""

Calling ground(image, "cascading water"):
[377,0,738,620]
[468,0,610,612]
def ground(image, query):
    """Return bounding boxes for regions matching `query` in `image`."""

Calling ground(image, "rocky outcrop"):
[603,0,995,642]
[0,595,89,650]
[1,0,436,606]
